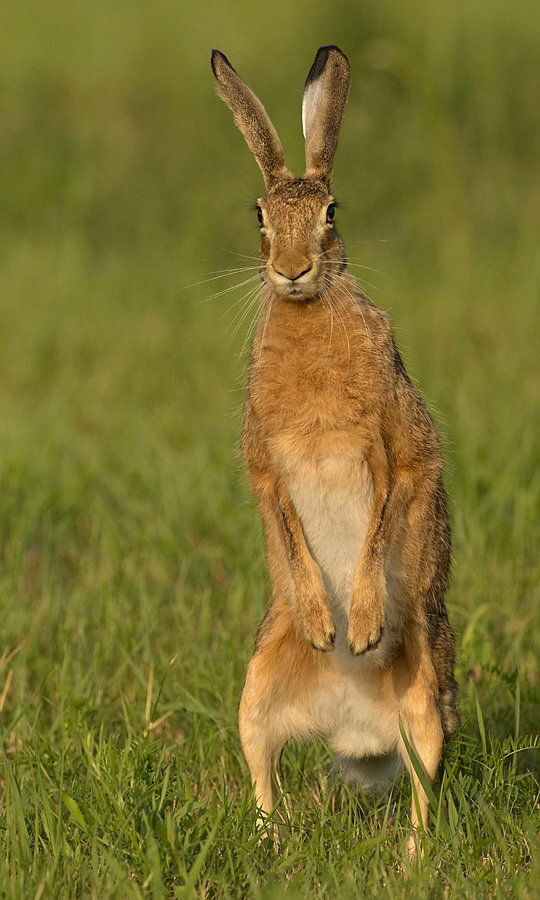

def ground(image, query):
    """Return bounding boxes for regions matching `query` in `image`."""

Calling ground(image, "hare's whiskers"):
[319,260,380,295]
[201,274,260,303]
[222,250,263,262]
[240,286,269,358]
[187,267,260,289]
[333,276,378,358]
[227,284,262,342]
[331,294,352,365]
[257,292,274,363]
[340,258,386,276]
[321,280,351,364]
[323,286,335,357]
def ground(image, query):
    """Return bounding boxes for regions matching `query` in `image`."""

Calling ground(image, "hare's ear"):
[302,46,350,184]
[211,50,290,189]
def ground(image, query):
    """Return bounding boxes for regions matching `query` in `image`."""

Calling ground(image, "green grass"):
[0,1,539,896]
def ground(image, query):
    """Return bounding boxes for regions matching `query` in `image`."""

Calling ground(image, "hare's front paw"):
[347,580,386,656]
[297,590,336,652]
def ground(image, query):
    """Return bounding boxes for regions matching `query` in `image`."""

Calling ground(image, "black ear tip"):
[306,45,349,85]
[317,45,348,60]
[211,49,236,77]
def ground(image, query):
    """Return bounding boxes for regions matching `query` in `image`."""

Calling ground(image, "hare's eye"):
[256,207,264,227]
[326,203,335,224]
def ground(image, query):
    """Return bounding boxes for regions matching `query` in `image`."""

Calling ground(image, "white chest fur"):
[280,447,374,613]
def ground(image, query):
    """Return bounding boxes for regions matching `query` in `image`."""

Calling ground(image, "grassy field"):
[1,1,539,896]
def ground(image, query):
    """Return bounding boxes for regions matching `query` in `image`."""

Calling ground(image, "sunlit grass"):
[0,1,538,896]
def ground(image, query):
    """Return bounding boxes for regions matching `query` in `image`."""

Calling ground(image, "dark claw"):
[309,631,336,652]
[350,627,384,656]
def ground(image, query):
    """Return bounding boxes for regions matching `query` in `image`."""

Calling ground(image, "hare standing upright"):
[211,46,458,852]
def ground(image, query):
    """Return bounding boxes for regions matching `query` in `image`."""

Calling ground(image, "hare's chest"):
[273,435,374,609]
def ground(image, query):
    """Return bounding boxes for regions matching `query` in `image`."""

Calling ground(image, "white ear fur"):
[302,78,324,140]
[302,46,350,181]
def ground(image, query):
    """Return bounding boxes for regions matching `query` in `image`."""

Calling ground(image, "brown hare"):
[211,45,458,853]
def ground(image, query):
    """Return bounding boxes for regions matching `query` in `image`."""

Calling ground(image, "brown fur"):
[211,50,291,188]
[212,46,458,854]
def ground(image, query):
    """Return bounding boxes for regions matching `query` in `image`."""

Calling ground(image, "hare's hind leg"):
[239,603,321,841]
[396,654,444,856]
[239,703,283,843]
[239,670,284,825]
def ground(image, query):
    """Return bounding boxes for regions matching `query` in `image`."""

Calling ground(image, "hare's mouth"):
[269,280,321,303]
[265,262,321,300]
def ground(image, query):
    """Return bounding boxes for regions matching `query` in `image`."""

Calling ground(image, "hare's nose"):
[274,262,313,281]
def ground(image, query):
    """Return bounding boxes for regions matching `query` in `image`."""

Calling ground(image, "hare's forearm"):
[244,419,316,575]
[347,463,415,655]
[361,466,417,573]
[347,459,446,657]
[256,479,336,652]
[261,479,323,595]
[357,395,442,580]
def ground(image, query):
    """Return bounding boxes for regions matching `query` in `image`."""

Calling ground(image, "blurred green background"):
[0,1,539,894]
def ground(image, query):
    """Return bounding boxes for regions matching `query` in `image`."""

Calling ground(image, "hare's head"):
[211,47,350,301]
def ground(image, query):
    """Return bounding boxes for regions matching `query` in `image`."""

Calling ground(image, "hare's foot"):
[347,579,385,655]
[256,813,282,850]
[297,592,336,651]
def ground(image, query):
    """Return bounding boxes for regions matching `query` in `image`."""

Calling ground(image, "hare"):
[211,45,458,852]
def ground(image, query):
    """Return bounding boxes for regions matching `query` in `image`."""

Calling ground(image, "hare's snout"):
[271,260,313,282]
[267,253,319,298]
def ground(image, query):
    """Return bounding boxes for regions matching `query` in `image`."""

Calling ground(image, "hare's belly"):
[313,665,398,759]
[285,453,373,610]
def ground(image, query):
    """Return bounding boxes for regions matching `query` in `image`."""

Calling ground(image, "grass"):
[0,1,539,896]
